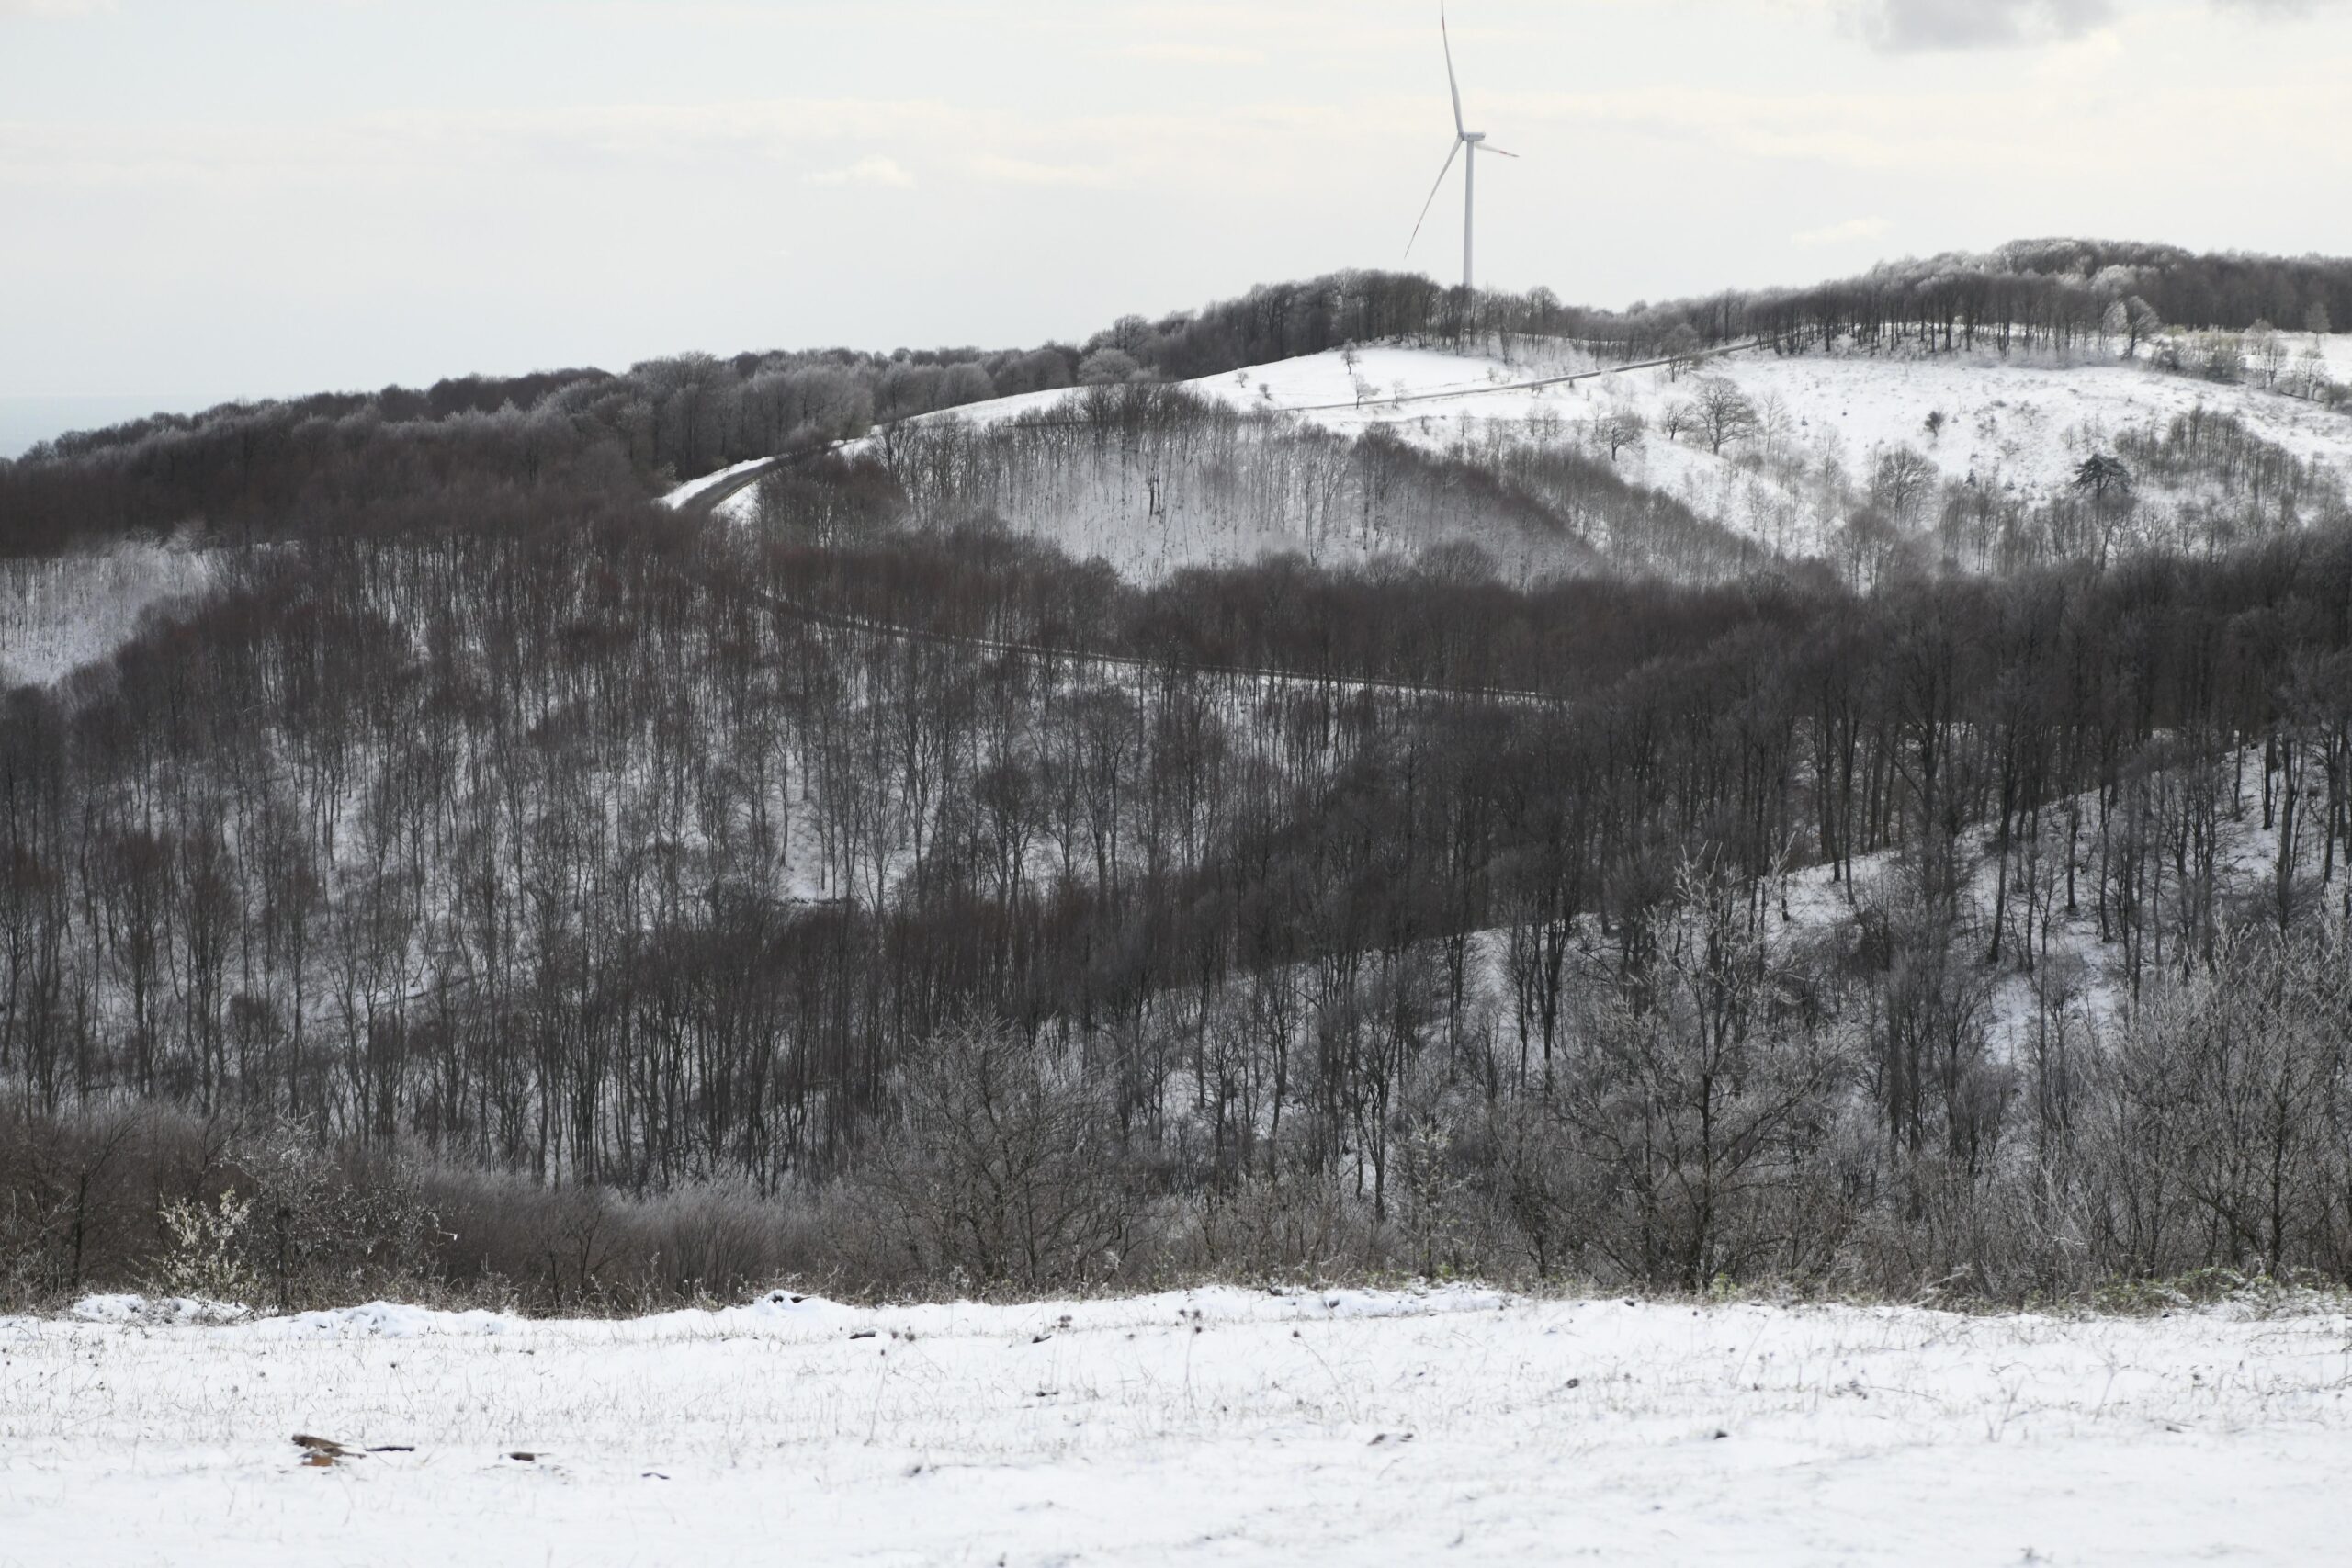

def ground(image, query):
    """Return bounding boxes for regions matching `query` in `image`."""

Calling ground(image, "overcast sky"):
[4,0,2348,422]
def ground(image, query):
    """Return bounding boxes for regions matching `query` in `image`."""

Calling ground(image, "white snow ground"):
[5,1286,2347,1566]
[1175,342,2352,490]
[1182,342,2352,569]
[0,539,220,689]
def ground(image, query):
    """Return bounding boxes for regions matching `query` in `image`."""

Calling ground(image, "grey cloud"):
[1853,0,2347,51]
[1852,0,2116,51]
[2210,0,2346,14]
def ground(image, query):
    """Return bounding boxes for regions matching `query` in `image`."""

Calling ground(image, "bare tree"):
[1598,405,1647,463]
[1557,864,1845,1290]
[1692,377,1759,456]
[2249,321,2288,389]
[1871,446,1938,526]
[2105,296,2164,360]
[864,1015,1134,1289]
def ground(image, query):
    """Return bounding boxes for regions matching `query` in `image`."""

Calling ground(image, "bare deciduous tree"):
[1692,377,1759,457]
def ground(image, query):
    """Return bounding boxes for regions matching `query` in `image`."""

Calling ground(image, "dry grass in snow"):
[4,1287,2347,1565]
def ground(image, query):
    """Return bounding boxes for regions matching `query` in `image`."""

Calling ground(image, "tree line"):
[11,239,2348,562]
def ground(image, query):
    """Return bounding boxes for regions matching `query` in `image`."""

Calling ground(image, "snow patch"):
[1,540,220,688]
[247,1302,519,1339]
[70,1294,252,1326]
[658,454,778,510]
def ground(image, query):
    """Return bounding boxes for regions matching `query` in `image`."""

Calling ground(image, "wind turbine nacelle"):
[1464,131,1487,143]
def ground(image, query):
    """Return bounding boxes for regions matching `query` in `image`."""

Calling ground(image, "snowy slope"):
[1189,342,1620,434]
[1614,350,2352,502]
[695,344,1620,534]
[0,540,220,689]
[5,1286,2347,1566]
[693,337,2352,571]
[1444,746,2304,1078]
[2296,331,2352,384]
[1154,340,2347,491]
[657,453,777,511]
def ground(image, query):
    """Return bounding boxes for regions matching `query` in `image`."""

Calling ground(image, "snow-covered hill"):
[1182,340,2352,493]
[702,338,2352,576]
[1195,339,2352,559]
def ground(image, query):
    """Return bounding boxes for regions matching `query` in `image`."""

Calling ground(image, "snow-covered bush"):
[154,1188,256,1305]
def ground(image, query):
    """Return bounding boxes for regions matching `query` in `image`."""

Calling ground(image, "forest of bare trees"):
[8,241,2352,1313]
[9,402,2352,1308]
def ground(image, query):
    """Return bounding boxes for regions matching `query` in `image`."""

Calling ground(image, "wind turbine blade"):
[1406,139,1463,257]
[1481,145,1521,158]
[1441,1,1465,138]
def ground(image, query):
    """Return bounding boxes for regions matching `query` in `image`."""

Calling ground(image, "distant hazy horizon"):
[6,0,2350,408]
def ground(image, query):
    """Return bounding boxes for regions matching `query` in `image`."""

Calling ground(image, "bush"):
[153,1188,256,1303]
[859,1016,1138,1291]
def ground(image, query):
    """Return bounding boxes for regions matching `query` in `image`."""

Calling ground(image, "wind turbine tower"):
[1408,2,1518,292]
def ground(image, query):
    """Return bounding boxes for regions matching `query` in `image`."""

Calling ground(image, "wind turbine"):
[1407,2,1517,292]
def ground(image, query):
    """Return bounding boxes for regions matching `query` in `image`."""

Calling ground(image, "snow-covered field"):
[870,340,2352,558]
[6,1287,2347,1565]
[1172,341,2352,489]
[1602,348,2352,506]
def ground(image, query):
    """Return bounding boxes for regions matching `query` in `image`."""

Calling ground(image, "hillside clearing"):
[0,539,219,689]
[690,341,2352,570]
